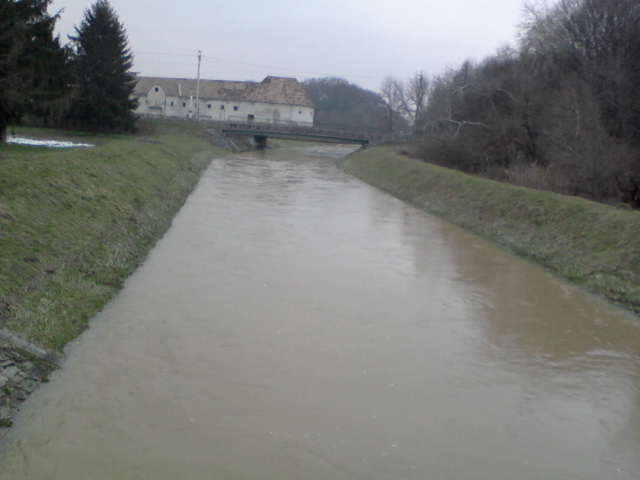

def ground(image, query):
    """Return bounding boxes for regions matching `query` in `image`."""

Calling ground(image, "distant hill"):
[303,77,398,131]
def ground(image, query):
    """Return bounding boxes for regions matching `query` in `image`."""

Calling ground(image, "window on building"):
[182,102,186,107]
[207,104,212,109]
[233,106,238,111]
[299,111,302,114]
[154,87,159,92]
[220,105,225,110]
[170,101,174,106]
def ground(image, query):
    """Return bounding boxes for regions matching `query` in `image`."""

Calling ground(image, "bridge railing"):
[221,121,387,141]
[137,114,408,144]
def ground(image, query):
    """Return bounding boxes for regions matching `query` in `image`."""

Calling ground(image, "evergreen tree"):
[67,0,137,133]
[0,0,58,142]
[24,13,74,127]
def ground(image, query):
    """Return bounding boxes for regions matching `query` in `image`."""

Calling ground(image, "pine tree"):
[0,0,58,142]
[24,13,74,127]
[66,0,137,133]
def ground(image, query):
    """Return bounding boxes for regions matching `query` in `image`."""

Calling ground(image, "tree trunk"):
[0,119,7,144]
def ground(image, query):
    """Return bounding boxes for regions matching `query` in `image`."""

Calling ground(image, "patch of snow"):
[7,137,94,148]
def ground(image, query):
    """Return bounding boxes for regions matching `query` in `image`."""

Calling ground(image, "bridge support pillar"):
[253,135,267,149]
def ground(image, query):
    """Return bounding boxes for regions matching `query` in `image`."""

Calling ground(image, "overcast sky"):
[49,0,532,92]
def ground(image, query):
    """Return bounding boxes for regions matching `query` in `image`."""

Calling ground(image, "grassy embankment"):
[1,124,224,351]
[340,147,640,316]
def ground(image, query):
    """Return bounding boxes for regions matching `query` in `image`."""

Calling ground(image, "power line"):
[200,54,385,81]
[135,51,194,58]
[132,50,387,84]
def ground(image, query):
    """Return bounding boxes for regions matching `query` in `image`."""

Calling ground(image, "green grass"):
[2,134,637,351]
[1,123,224,349]
[340,147,640,315]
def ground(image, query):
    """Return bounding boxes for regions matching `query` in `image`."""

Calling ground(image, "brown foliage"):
[413,0,640,207]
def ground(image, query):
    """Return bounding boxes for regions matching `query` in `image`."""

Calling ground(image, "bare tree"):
[520,0,640,140]
[518,0,640,204]
[379,76,404,132]
[399,72,429,132]
[401,0,640,205]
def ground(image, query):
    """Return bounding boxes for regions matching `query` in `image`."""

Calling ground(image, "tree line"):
[0,0,136,142]
[306,0,639,207]
[383,0,640,207]
[5,0,638,207]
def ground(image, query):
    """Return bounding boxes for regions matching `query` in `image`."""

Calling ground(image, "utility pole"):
[415,72,424,133]
[195,50,202,120]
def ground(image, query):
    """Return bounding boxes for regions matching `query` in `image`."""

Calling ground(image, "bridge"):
[220,121,388,147]
[138,115,402,148]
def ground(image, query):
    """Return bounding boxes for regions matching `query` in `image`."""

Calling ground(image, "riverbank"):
[339,146,640,316]
[1,123,223,429]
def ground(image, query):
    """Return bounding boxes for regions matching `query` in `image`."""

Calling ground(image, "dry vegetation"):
[385,0,640,208]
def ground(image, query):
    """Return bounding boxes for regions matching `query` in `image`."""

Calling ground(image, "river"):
[1,145,638,479]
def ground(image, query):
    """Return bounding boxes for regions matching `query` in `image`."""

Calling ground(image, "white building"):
[133,76,314,126]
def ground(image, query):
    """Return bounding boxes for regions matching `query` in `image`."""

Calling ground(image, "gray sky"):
[50,0,530,92]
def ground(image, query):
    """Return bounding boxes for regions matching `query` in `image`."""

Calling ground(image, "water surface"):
[1,145,638,479]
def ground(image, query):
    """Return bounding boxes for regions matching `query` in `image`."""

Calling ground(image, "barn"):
[132,76,314,126]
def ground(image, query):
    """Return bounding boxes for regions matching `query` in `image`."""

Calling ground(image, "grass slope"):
[0,124,223,349]
[340,147,640,315]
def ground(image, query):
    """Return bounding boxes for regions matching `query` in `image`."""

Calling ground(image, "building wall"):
[133,87,314,126]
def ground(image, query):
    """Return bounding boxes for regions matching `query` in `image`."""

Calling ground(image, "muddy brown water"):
[1,145,639,479]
